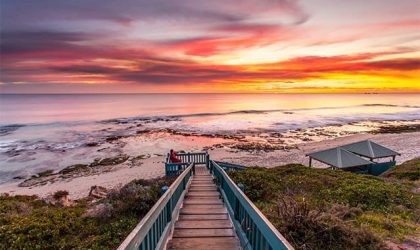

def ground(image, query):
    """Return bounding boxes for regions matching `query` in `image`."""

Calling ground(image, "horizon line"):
[1,92,420,95]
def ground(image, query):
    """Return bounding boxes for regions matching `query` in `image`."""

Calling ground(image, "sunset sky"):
[0,0,419,93]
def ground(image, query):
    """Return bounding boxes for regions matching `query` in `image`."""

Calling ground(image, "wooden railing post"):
[234,197,240,220]
[167,197,172,222]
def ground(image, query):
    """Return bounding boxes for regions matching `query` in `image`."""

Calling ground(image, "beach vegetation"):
[229,160,420,249]
[383,157,420,181]
[0,177,174,249]
[53,190,69,200]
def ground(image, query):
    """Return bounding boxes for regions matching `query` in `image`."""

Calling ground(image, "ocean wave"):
[361,104,420,108]
[100,103,420,124]
[1,103,419,129]
[0,124,26,136]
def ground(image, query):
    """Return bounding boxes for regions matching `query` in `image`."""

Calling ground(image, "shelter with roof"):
[306,140,399,175]
[341,140,400,161]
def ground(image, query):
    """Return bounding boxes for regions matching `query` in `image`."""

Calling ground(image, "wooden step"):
[179,214,228,220]
[185,195,220,200]
[190,182,215,185]
[175,220,232,229]
[180,207,227,215]
[191,181,213,184]
[187,189,219,195]
[189,186,217,191]
[173,228,235,238]
[184,196,220,201]
[190,183,214,186]
[182,204,224,209]
[168,237,240,250]
[187,191,219,195]
[183,199,223,205]
[167,166,240,249]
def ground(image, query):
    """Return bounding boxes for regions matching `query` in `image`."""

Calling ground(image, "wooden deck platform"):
[167,165,240,250]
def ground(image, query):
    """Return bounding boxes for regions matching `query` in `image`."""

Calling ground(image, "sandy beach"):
[1,130,418,199]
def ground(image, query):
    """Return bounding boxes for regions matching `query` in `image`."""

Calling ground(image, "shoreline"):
[1,130,419,199]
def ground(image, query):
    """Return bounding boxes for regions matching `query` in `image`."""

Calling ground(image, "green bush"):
[264,198,382,250]
[229,163,420,249]
[383,158,420,181]
[0,177,174,250]
[230,164,418,212]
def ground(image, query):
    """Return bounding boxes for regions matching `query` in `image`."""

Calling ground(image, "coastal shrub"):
[227,167,280,201]
[264,197,382,250]
[101,178,174,219]
[356,213,418,240]
[230,164,418,212]
[53,190,69,200]
[229,162,420,249]
[0,177,174,250]
[0,195,45,216]
[383,157,420,181]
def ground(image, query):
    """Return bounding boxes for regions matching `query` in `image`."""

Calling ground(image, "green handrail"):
[214,160,246,171]
[165,152,209,176]
[211,160,294,250]
[118,163,195,250]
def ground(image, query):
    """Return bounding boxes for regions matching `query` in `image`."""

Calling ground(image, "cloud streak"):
[0,0,419,92]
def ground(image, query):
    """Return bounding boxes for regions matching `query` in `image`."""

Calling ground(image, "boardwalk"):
[167,165,241,250]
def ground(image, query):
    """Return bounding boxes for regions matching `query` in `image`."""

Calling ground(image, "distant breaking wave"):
[1,103,419,130]
[103,103,420,123]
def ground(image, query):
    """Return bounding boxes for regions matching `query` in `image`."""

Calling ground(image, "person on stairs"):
[170,149,183,174]
[170,149,182,163]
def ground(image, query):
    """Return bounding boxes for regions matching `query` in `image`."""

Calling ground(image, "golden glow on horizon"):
[1,1,419,93]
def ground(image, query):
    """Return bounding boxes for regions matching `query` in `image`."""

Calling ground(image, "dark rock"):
[105,135,123,142]
[88,185,108,199]
[85,142,99,147]
[90,155,129,167]
[59,164,90,175]
[374,124,420,134]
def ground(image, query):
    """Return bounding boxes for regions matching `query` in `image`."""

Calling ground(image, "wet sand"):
[1,131,418,199]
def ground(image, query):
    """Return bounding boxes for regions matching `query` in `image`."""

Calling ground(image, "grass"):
[383,157,420,181]
[228,160,420,250]
[2,159,419,249]
[0,177,174,250]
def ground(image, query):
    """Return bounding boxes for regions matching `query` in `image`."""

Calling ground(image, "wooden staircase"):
[167,165,240,250]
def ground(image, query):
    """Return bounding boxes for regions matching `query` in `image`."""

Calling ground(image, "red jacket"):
[170,151,182,163]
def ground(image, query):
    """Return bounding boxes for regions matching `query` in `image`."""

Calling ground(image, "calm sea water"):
[0,93,419,184]
[1,93,419,126]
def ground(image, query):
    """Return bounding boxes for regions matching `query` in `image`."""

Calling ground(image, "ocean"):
[0,93,419,183]
[1,93,420,126]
